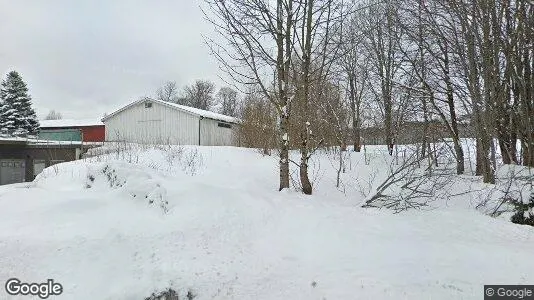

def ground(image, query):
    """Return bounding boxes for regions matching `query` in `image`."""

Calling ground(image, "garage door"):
[0,159,26,185]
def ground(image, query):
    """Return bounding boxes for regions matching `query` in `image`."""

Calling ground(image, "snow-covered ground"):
[0,144,533,299]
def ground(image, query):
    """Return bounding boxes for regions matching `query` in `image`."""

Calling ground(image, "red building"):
[39,119,105,142]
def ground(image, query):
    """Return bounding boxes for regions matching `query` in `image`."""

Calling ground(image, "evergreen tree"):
[0,71,39,135]
[0,91,19,134]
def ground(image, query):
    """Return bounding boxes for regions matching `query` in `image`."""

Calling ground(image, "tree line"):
[203,0,534,193]
[155,79,241,118]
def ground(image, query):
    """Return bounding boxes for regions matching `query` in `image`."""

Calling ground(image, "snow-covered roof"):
[40,119,104,128]
[0,136,28,144]
[0,135,83,146]
[102,98,240,124]
[164,100,241,124]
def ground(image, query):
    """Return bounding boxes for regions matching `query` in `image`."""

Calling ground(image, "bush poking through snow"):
[85,175,95,189]
[181,148,203,176]
[146,183,170,214]
[144,288,179,300]
[85,142,204,176]
[144,288,196,300]
[157,143,185,168]
[102,165,126,188]
[509,194,534,227]
[185,290,196,300]
[84,163,170,214]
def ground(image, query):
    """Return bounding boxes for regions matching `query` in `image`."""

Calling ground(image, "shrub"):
[102,165,125,188]
[144,288,196,300]
[510,194,534,227]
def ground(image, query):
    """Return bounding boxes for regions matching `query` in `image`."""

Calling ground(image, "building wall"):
[105,100,239,146]
[39,126,105,142]
[0,144,79,184]
[200,118,237,146]
[39,129,83,142]
[357,122,475,145]
[81,126,105,142]
[105,101,200,144]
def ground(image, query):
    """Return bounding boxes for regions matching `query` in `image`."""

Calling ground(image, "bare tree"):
[203,0,297,191]
[182,80,216,110]
[338,1,370,152]
[446,0,495,183]
[217,87,240,117]
[156,81,180,103]
[291,0,342,194]
[238,88,277,155]
[361,0,405,155]
[207,0,533,194]
[317,79,348,188]
[509,1,534,167]
[45,110,62,120]
[396,0,466,174]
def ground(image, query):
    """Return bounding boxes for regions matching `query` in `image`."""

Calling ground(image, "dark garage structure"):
[0,138,82,185]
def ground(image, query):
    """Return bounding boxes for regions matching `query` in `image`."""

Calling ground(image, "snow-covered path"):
[0,146,533,299]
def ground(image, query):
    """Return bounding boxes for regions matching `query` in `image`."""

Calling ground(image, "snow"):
[39,119,104,128]
[160,99,241,124]
[0,135,84,145]
[0,136,29,142]
[0,144,533,299]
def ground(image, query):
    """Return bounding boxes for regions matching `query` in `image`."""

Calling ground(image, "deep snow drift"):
[0,144,533,299]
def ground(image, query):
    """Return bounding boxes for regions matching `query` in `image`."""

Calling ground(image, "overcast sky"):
[0,0,224,120]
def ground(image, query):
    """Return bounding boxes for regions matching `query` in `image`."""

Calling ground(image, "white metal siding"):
[200,118,237,146]
[105,101,199,145]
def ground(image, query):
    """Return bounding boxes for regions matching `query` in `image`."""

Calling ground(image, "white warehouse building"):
[102,98,240,146]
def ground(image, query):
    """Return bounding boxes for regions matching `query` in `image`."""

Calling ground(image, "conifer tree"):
[0,71,39,135]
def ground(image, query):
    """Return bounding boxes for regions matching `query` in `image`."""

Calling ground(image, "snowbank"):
[0,145,533,299]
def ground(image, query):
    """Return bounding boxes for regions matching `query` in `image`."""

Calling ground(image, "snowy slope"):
[0,145,533,299]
